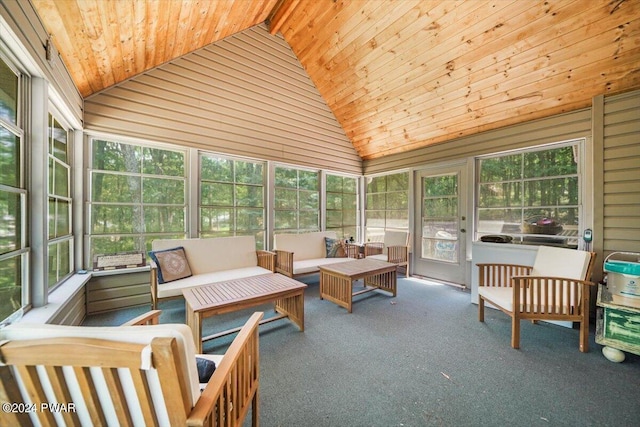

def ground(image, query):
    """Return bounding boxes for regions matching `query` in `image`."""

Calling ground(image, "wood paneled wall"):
[602,90,640,254]
[86,271,151,315]
[49,288,85,325]
[84,24,361,174]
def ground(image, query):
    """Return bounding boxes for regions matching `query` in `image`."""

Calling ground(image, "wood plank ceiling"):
[32,0,640,160]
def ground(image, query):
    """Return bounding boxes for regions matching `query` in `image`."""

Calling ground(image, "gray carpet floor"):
[84,276,640,427]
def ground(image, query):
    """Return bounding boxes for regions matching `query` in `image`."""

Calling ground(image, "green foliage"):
[0,191,21,255]
[0,127,19,187]
[477,144,580,237]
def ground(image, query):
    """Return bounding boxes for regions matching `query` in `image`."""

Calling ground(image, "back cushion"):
[383,230,409,248]
[153,236,258,275]
[274,231,337,260]
[531,246,591,280]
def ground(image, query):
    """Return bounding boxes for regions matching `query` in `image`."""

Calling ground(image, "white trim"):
[19,273,91,324]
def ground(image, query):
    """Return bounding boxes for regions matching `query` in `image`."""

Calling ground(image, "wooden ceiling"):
[32,0,640,160]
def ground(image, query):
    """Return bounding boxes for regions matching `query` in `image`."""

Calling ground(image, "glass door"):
[413,165,467,284]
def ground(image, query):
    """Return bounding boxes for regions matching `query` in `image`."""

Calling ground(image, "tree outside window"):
[200,155,265,249]
[476,142,581,247]
[0,57,26,323]
[89,139,187,263]
[274,166,319,234]
[365,172,409,242]
[326,174,358,240]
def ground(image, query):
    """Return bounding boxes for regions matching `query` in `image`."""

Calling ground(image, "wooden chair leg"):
[579,320,589,353]
[252,388,259,427]
[511,316,520,349]
[478,297,485,322]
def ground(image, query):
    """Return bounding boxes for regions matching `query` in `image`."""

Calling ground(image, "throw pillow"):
[148,246,192,284]
[325,237,346,258]
[196,357,216,383]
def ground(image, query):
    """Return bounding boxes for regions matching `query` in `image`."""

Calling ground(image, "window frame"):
[86,136,189,266]
[325,172,359,241]
[46,111,73,290]
[0,50,29,323]
[273,164,320,235]
[198,152,266,249]
[364,171,410,242]
[474,138,584,248]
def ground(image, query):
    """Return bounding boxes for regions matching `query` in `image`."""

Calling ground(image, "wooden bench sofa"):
[149,235,275,309]
[0,310,263,426]
[274,231,353,278]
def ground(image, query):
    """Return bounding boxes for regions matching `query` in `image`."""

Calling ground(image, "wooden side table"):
[595,284,640,362]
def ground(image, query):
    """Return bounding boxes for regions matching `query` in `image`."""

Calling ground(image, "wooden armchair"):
[364,230,410,275]
[0,310,263,427]
[477,246,596,352]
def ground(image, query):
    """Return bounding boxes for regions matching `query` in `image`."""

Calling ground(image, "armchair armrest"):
[121,309,162,326]
[364,242,384,257]
[275,250,294,278]
[149,259,160,310]
[189,311,263,426]
[477,263,533,288]
[386,245,408,265]
[345,243,361,259]
[257,250,276,272]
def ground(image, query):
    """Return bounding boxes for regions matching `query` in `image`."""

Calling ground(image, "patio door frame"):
[412,161,469,285]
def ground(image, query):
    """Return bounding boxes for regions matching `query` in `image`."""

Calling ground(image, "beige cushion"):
[274,231,337,261]
[479,285,575,314]
[293,257,353,275]
[383,230,409,253]
[157,266,272,298]
[0,322,202,424]
[152,236,258,275]
[531,246,591,280]
[478,286,513,312]
[367,253,388,262]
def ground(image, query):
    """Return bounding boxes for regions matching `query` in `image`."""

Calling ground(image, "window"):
[365,172,409,242]
[89,139,187,263]
[47,113,72,289]
[274,166,319,234]
[199,154,265,248]
[476,141,581,247]
[325,174,358,240]
[0,56,27,322]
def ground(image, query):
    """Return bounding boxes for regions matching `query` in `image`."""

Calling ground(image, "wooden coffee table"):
[183,273,307,352]
[319,258,397,313]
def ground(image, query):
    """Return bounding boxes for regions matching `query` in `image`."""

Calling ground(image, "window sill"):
[19,273,92,324]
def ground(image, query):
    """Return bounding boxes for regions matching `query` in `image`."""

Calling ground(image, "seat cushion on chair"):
[479,285,576,315]
[293,257,353,275]
[156,266,272,298]
[367,253,388,262]
[478,287,513,312]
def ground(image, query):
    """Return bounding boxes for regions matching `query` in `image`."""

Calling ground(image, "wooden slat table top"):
[183,273,307,313]
[319,258,396,278]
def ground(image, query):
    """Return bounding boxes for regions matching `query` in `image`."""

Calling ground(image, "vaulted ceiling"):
[32,0,640,160]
